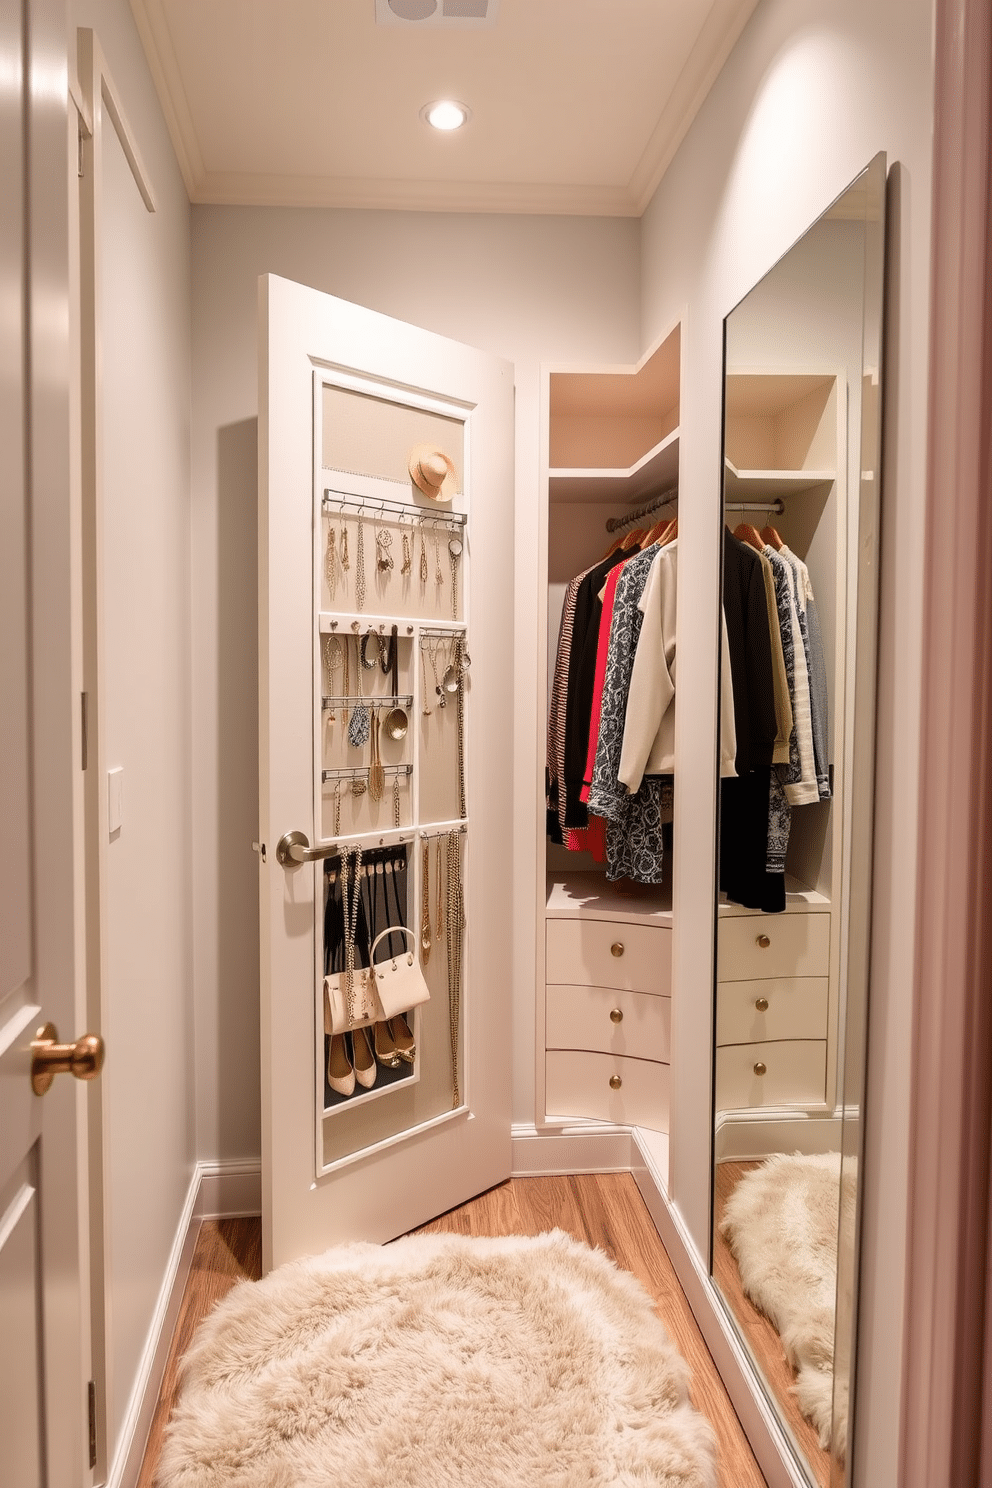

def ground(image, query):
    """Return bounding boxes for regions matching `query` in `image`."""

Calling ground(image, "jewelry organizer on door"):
[311,373,471,1172]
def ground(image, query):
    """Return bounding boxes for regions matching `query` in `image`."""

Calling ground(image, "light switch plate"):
[374,0,498,26]
[108,767,123,836]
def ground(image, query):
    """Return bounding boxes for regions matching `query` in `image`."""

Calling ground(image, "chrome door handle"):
[276,830,339,868]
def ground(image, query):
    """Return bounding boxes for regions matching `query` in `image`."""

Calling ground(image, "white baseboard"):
[511,1121,634,1175]
[630,1155,810,1488]
[714,1109,843,1162]
[106,1160,261,1488]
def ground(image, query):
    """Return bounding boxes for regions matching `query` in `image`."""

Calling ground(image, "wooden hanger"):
[619,526,647,550]
[642,515,675,547]
[761,523,785,551]
[733,522,765,552]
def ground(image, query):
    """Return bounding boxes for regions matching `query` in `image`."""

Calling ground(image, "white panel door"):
[0,0,88,1482]
[259,275,514,1270]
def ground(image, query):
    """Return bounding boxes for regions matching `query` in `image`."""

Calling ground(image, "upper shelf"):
[548,323,681,504]
[550,428,679,504]
[724,371,838,483]
[724,458,835,498]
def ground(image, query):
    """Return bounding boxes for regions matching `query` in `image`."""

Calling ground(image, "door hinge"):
[81,692,89,771]
[87,1379,97,1469]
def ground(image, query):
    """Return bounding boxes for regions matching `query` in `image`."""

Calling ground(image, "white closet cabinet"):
[540,323,680,1158]
[716,369,848,1157]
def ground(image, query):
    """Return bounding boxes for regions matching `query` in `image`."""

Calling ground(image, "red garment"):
[566,813,607,862]
[580,562,623,804]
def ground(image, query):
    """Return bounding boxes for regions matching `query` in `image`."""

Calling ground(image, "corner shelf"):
[724,458,835,498]
[549,428,680,504]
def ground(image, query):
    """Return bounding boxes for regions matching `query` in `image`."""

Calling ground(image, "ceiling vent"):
[375,0,499,26]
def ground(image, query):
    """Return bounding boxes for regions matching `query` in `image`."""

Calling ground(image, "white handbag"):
[367,925,431,1021]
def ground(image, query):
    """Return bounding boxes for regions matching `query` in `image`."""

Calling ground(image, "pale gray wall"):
[636,0,933,1480]
[71,0,195,1463]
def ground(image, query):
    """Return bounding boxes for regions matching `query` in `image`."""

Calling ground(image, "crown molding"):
[191,171,641,217]
[628,0,761,213]
[129,0,204,199]
[130,0,750,218]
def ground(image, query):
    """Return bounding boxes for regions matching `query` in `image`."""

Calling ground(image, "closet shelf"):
[546,873,673,926]
[717,879,830,916]
[549,428,679,505]
[724,459,835,497]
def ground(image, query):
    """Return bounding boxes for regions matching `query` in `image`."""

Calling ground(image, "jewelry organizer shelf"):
[312,378,472,1172]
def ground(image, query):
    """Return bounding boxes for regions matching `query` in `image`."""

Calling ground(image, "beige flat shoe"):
[327,1033,355,1097]
[352,1025,377,1088]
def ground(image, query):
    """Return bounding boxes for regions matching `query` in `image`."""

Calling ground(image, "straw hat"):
[408,443,456,502]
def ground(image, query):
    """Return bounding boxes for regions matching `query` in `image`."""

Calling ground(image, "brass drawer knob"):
[610,942,624,958]
[753,1061,767,1076]
[755,996,769,1012]
[609,1074,623,1090]
[756,934,771,948]
[609,1008,623,1024]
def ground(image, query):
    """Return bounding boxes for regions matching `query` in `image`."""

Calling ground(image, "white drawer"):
[546,1051,670,1131]
[546,984,671,1062]
[546,918,671,996]
[717,912,829,982]
[716,976,828,1046]
[715,1040,826,1111]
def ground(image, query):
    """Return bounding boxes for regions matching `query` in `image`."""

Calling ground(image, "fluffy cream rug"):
[157,1229,717,1488]
[719,1151,855,1457]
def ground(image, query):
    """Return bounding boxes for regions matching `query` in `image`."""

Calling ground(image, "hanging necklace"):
[421,839,432,963]
[375,517,394,573]
[348,636,370,747]
[435,833,445,945]
[322,634,342,720]
[426,635,446,708]
[448,535,462,620]
[445,830,464,1108]
[433,524,443,592]
[324,521,337,602]
[356,510,366,611]
[392,770,401,828]
[401,521,412,577]
[454,637,466,818]
[330,778,342,837]
[420,639,432,716]
[419,520,428,584]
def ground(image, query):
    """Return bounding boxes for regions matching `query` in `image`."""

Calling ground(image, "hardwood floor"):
[713,1160,833,1487]
[137,1175,766,1488]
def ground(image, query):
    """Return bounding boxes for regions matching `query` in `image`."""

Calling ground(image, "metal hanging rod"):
[418,823,468,840]
[321,694,413,709]
[605,484,678,533]
[322,765,413,781]
[726,499,785,515]
[323,489,467,528]
[420,625,467,639]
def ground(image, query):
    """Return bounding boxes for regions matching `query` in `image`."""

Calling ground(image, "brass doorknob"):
[31,1022,105,1096]
[609,1074,623,1090]
[609,1008,624,1024]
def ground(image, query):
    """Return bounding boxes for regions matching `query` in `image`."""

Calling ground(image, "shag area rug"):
[157,1229,718,1488]
[720,1151,855,1457]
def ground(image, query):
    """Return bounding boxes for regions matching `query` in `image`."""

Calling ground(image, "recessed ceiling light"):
[421,100,471,132]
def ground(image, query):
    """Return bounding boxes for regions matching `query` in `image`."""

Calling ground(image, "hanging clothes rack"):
[604,484,678,533]
[726,498,785,515]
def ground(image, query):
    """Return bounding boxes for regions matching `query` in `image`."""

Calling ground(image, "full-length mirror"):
[711,155,886,1487]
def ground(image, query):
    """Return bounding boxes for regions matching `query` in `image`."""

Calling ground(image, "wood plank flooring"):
[713,1160,832,1487]
[137,1175,766,1488]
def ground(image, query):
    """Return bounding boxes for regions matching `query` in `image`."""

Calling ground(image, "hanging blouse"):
[763,546,819,807]
[780,545,831,800]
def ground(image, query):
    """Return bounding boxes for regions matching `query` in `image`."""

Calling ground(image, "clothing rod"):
[604,484,678,533]
[323,489,467,528]
[322,765,413,780]
[726,499,785,515]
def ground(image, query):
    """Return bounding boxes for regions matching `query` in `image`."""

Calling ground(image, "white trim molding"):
[106,1162,261,1488]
